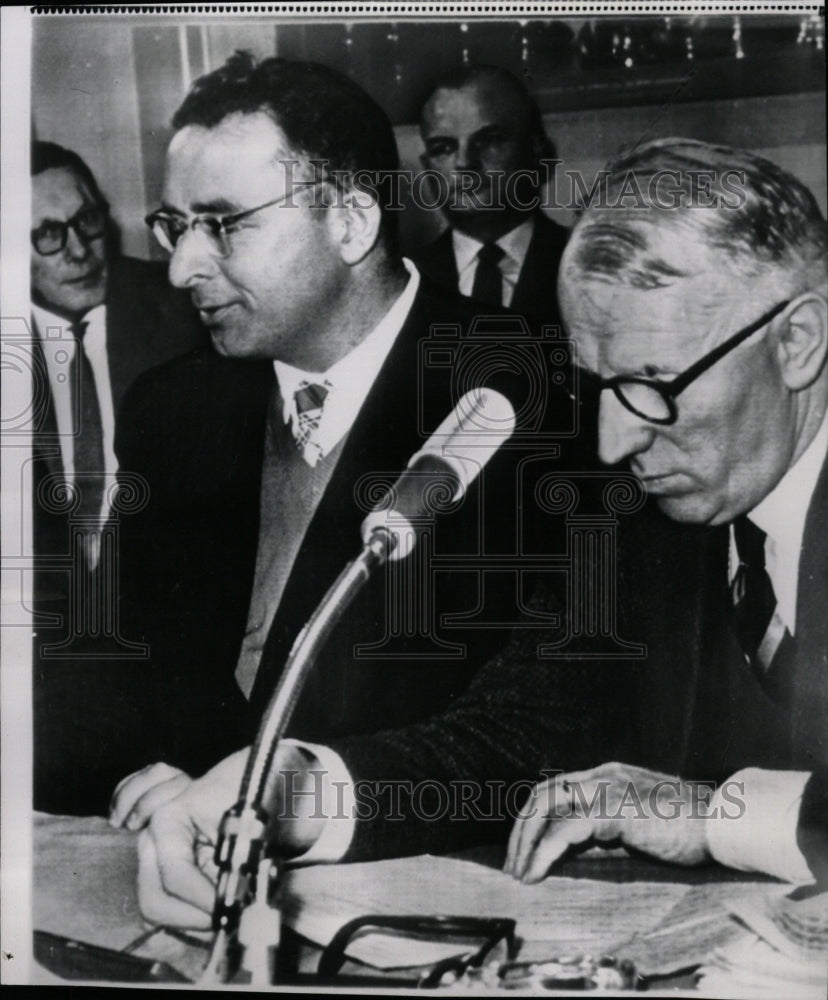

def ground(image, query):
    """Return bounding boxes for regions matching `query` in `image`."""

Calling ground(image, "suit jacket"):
[331,457,827,863]
[33,255,206,815]
[32,255,206,583]
[113,280,591,787]
[410,213,569,333]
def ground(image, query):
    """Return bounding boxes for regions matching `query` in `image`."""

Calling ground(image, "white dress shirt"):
[709,408,828,882]
[273,258,420,465]
[31,303,116,562]
[452,217,535,308]
[261,262,420,862]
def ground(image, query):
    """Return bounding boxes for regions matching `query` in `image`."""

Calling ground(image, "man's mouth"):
[195,301,238,325]
[64,265,104,286]
[634,471,688,496]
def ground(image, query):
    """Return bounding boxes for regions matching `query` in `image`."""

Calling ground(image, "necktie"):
[293,380,329,465]
[730,516,777,667]
[471,242,505,307]
[69,321,105,565]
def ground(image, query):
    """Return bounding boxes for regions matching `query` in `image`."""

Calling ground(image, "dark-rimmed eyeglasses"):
[317,914,517,987]
[31,205,108,256]
[576,299,790,425]
[145,182,324,259]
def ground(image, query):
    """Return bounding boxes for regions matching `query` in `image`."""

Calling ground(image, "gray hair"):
[567,137,827,292]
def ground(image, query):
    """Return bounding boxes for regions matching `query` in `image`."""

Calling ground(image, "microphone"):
[203,386,516,983]
[361,387,517,560]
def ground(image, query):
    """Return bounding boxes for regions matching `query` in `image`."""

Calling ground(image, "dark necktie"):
[730,516,777,667]
[471,242,505,306]
[293,381,329,464]
[69,322,105,525]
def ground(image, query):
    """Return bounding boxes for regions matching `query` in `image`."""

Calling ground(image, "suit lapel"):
[249,290,433,708]
[791,451,828,765]
[510,214,568,325]
[413,229,458,290]
[30,322,63,478]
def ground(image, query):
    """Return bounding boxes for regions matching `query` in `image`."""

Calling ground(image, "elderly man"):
[506,137,827,886]
[132,137,826,928]
[109,52,587,858]
[412,64,568,328]
[31,141,204,814]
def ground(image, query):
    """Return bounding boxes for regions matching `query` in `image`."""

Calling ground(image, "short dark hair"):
[420,64,556,165]
[172,52,400,253]
[31,140,108,210]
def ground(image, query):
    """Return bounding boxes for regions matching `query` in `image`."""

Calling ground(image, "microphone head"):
[413,387,517,499]
[361,388,516,561]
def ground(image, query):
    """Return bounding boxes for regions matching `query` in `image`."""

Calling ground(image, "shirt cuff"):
[280,739,356,865]
[706,768,813,883]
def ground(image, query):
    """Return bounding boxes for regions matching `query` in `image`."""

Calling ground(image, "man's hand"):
[504,762,713,883]
[109,762,192,830]
[137,743,328,928]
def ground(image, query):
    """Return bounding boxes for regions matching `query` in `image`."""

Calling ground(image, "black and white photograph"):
[1,2,826,992]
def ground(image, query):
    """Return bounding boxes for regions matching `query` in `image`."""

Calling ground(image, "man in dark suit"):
[506,138,828,887]
[411,65,568,331]
[109,54,586,841]
[30,141,205,813]
[132,138,826,927]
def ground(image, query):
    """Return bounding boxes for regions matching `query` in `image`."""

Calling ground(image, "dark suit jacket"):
[113,281,591,791]
[410,213,569,332]
[332,455,827,863]
[33,255,206,815]
[31,255,205,583]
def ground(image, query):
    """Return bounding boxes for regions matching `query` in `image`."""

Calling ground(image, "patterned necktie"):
[471,242,505,306]
[69,321,105,566]
[730,516,777,667]
[293,380,329,465]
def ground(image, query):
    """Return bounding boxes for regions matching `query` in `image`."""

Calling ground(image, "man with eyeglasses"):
[506,137,827,888]
[129,134,825,928]
[108,53,589,860]
[30,141,204,814]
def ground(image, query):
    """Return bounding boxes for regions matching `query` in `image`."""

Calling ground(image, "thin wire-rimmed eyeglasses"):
[574,298,791,425]
[32,205,108,256]
[145,181,324,259]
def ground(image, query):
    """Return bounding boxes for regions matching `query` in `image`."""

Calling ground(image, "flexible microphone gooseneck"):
[200,387,516,984]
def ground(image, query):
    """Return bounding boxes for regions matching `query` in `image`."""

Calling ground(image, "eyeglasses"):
[317,914,518,987]
[577,299,791,425]
[145,183,323,259]
[31,205,108,256]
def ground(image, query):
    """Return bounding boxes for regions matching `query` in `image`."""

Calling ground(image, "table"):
[31,813,779,990]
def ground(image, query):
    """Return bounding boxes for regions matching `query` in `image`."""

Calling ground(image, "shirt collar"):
[451,216,536,276]
[749,408,828,553]
[740,408,828,632]
[32,302,106,343]
[273,259,420,459]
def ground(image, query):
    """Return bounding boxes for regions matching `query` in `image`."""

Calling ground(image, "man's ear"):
[328,187,383,265]
[776,292,828,391]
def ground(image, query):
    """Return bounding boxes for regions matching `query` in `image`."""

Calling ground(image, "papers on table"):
[277,853,791,974]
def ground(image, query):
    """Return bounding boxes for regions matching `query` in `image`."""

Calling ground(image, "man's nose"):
[63,225,92,262]
[167,228,217,289]
[455,138,480,171]
[598,390,656,466]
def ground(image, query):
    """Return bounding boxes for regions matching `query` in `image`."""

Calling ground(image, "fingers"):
[504,778,572,879]
[109,762,190,829]
[137,825,213,929]
[123,772,193,832]
[520,813,596,883]
[505,776,601,883]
